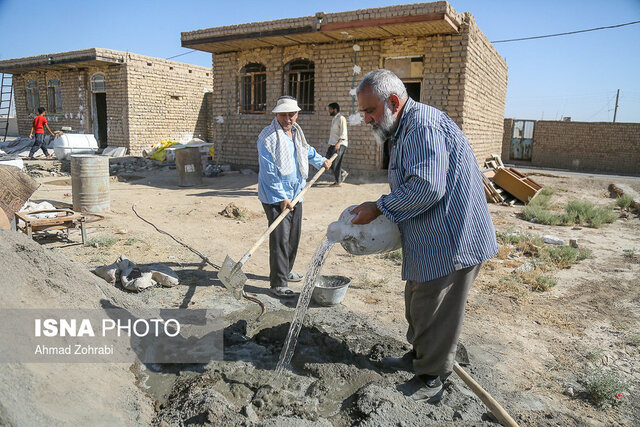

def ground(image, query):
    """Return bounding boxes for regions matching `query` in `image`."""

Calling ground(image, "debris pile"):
[482,154,543,205]
[94,255,179,291]
[218,202,258,220]
[109,157,171,176]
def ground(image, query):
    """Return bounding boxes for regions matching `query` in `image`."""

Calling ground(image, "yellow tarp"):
[150,140,179,161]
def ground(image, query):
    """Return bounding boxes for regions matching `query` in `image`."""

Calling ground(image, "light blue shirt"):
[376,98,498,282]
[258,128,326,205]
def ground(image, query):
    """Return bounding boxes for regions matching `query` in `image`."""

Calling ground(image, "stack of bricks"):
[502,119,640,175]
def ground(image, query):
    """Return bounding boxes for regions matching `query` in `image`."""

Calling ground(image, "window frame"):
[90,73,106,93]
[239,63,267,114]
[26,80,40,114]
[283,59,314,113]
[47,78,63,114]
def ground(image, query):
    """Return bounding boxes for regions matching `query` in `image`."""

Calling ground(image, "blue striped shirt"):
[376,98,497,282]
[257,128,326,205]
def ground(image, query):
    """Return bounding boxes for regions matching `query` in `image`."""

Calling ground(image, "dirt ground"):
[3,158,639,426]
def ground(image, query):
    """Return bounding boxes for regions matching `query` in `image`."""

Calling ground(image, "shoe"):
[381,350,415,371]
[269,286,296,298]
[410,375,443,403]
[330,182,341,187]
[340,171,349,183]
[287,272,303,282]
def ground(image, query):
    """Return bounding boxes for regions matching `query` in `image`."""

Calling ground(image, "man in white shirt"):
[326,103,349,186]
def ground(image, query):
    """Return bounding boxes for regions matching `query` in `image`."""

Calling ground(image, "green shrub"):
[381,249,402,264]
[586,369,627,407]
[563,200,617,228]
[531,275,556,291]
[521,204,563,225]
[86,233,117,248]
[529,187,557,207]
[544,246,591,269]
[616,194,633,210]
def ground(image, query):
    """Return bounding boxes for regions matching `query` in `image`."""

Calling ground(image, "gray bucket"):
[71,154,110,213]
[311,275,351,306]
[175,146,203,187]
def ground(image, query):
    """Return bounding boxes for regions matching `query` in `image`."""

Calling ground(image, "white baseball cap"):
[272,97,301,113]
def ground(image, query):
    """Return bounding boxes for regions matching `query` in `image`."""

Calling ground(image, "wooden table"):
[14,209,88,244]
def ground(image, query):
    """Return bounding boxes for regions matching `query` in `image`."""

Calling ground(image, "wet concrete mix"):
[152,305,495,426]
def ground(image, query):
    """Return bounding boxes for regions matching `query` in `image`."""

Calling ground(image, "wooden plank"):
[493,168,540,204]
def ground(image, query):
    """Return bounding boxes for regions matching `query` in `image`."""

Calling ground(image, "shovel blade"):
[218,255,247,300]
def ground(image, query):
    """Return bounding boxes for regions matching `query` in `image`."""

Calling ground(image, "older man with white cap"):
[257,96,332,298]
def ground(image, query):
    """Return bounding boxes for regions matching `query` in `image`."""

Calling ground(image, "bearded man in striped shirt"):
[352,69,498,403]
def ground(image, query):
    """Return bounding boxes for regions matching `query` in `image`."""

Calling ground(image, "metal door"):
[510,120,534,161]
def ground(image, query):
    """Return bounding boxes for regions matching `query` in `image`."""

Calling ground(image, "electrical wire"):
[131,203,267,319]
[131,203,219,270]
[491,20,640,44]
[166,50,197,60]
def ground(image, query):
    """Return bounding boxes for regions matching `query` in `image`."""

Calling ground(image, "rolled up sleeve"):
[307,145,326,170]
[339,116,348,141]
[377,125,448,224]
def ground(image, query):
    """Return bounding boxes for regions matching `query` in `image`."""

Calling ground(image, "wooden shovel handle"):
[238,153,339,265]
[453,362,519,427]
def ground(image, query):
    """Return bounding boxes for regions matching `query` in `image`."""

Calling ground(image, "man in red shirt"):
[28,107,56,159]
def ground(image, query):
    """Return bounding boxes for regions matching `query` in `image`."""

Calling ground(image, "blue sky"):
[1,0,638,122]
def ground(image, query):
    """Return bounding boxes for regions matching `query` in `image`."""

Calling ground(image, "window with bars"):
[284,59,314,112]
[47,79,63,113]
[239,63,266,113]
[26,80,40,114]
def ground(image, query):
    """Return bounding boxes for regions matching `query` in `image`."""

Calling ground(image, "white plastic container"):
[51,134,99,160]
[326,204,401,255]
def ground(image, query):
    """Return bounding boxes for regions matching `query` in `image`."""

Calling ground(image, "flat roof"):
[0,48,127,73]
[0,48,212,74]
[182,2,463,54]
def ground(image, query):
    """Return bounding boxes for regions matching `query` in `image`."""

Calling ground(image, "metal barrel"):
[175,146,203,187]
[71,154,110,213]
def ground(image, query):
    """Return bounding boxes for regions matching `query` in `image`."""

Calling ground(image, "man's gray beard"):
[371,104,396,145]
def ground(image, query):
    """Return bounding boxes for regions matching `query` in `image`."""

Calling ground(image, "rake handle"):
[453,362,518,427]
[238,153,339,265]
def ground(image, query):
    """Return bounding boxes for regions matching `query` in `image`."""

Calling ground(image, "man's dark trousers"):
[325,145,347,183]
[262,202,302,289]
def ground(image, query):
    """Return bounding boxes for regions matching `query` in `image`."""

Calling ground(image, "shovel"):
[219,153,338,299]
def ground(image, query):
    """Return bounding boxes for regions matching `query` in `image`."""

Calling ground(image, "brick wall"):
[209,14,507,172]
[14,68,96,136]
[458,13,508,163]
[124,53,211,154]
[502,119,640,175]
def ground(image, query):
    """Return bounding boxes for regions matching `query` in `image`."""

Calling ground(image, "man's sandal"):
[269,287,296,298]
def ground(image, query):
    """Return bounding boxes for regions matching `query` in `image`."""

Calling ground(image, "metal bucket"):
[175,146,203,187]
[71,154,110,213]
[311,275,351,306]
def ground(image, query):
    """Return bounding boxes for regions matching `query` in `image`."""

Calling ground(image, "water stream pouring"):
[275,206,401,379]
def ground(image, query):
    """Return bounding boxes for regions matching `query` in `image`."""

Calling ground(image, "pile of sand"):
[0,229,154,425]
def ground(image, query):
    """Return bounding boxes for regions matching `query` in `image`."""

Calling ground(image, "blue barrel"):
[71,155,110,212]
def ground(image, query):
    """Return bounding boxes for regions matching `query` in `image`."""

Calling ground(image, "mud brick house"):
[182,1,508,173]
[0,48,212,154]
